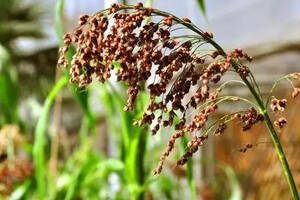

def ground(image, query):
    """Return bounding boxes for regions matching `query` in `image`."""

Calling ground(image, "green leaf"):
[0,44,19,125]
[224,165,242,200]
[218,163,242,200]
[81,158,124,190]
[33,76,68,199]
[55,0,65,46]
[196,0,207,17]
[99,158,125,172]
[8,180,32,200]
[145,0,154,7]
[112,61,121,69]
[64,142,100,200]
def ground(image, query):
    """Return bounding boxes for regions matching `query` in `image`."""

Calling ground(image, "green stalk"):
[264,113,299,199]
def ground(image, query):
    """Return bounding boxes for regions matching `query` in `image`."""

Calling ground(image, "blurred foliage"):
[0,45,19,125]
[0,0,57,99]
[33,76,68,199]
[100,82,150,199]
[213,163,242,200]
[0,0,43,59]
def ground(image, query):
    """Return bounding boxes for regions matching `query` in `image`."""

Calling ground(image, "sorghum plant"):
[58,2,300,199]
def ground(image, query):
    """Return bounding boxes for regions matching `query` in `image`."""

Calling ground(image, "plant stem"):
[209,41,300,200]
[263,112,299,199]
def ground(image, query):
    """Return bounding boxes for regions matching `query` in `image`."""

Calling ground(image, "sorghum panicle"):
[58,2,300,174]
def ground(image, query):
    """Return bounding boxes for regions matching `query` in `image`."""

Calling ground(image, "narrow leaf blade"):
[196,0,207,17]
